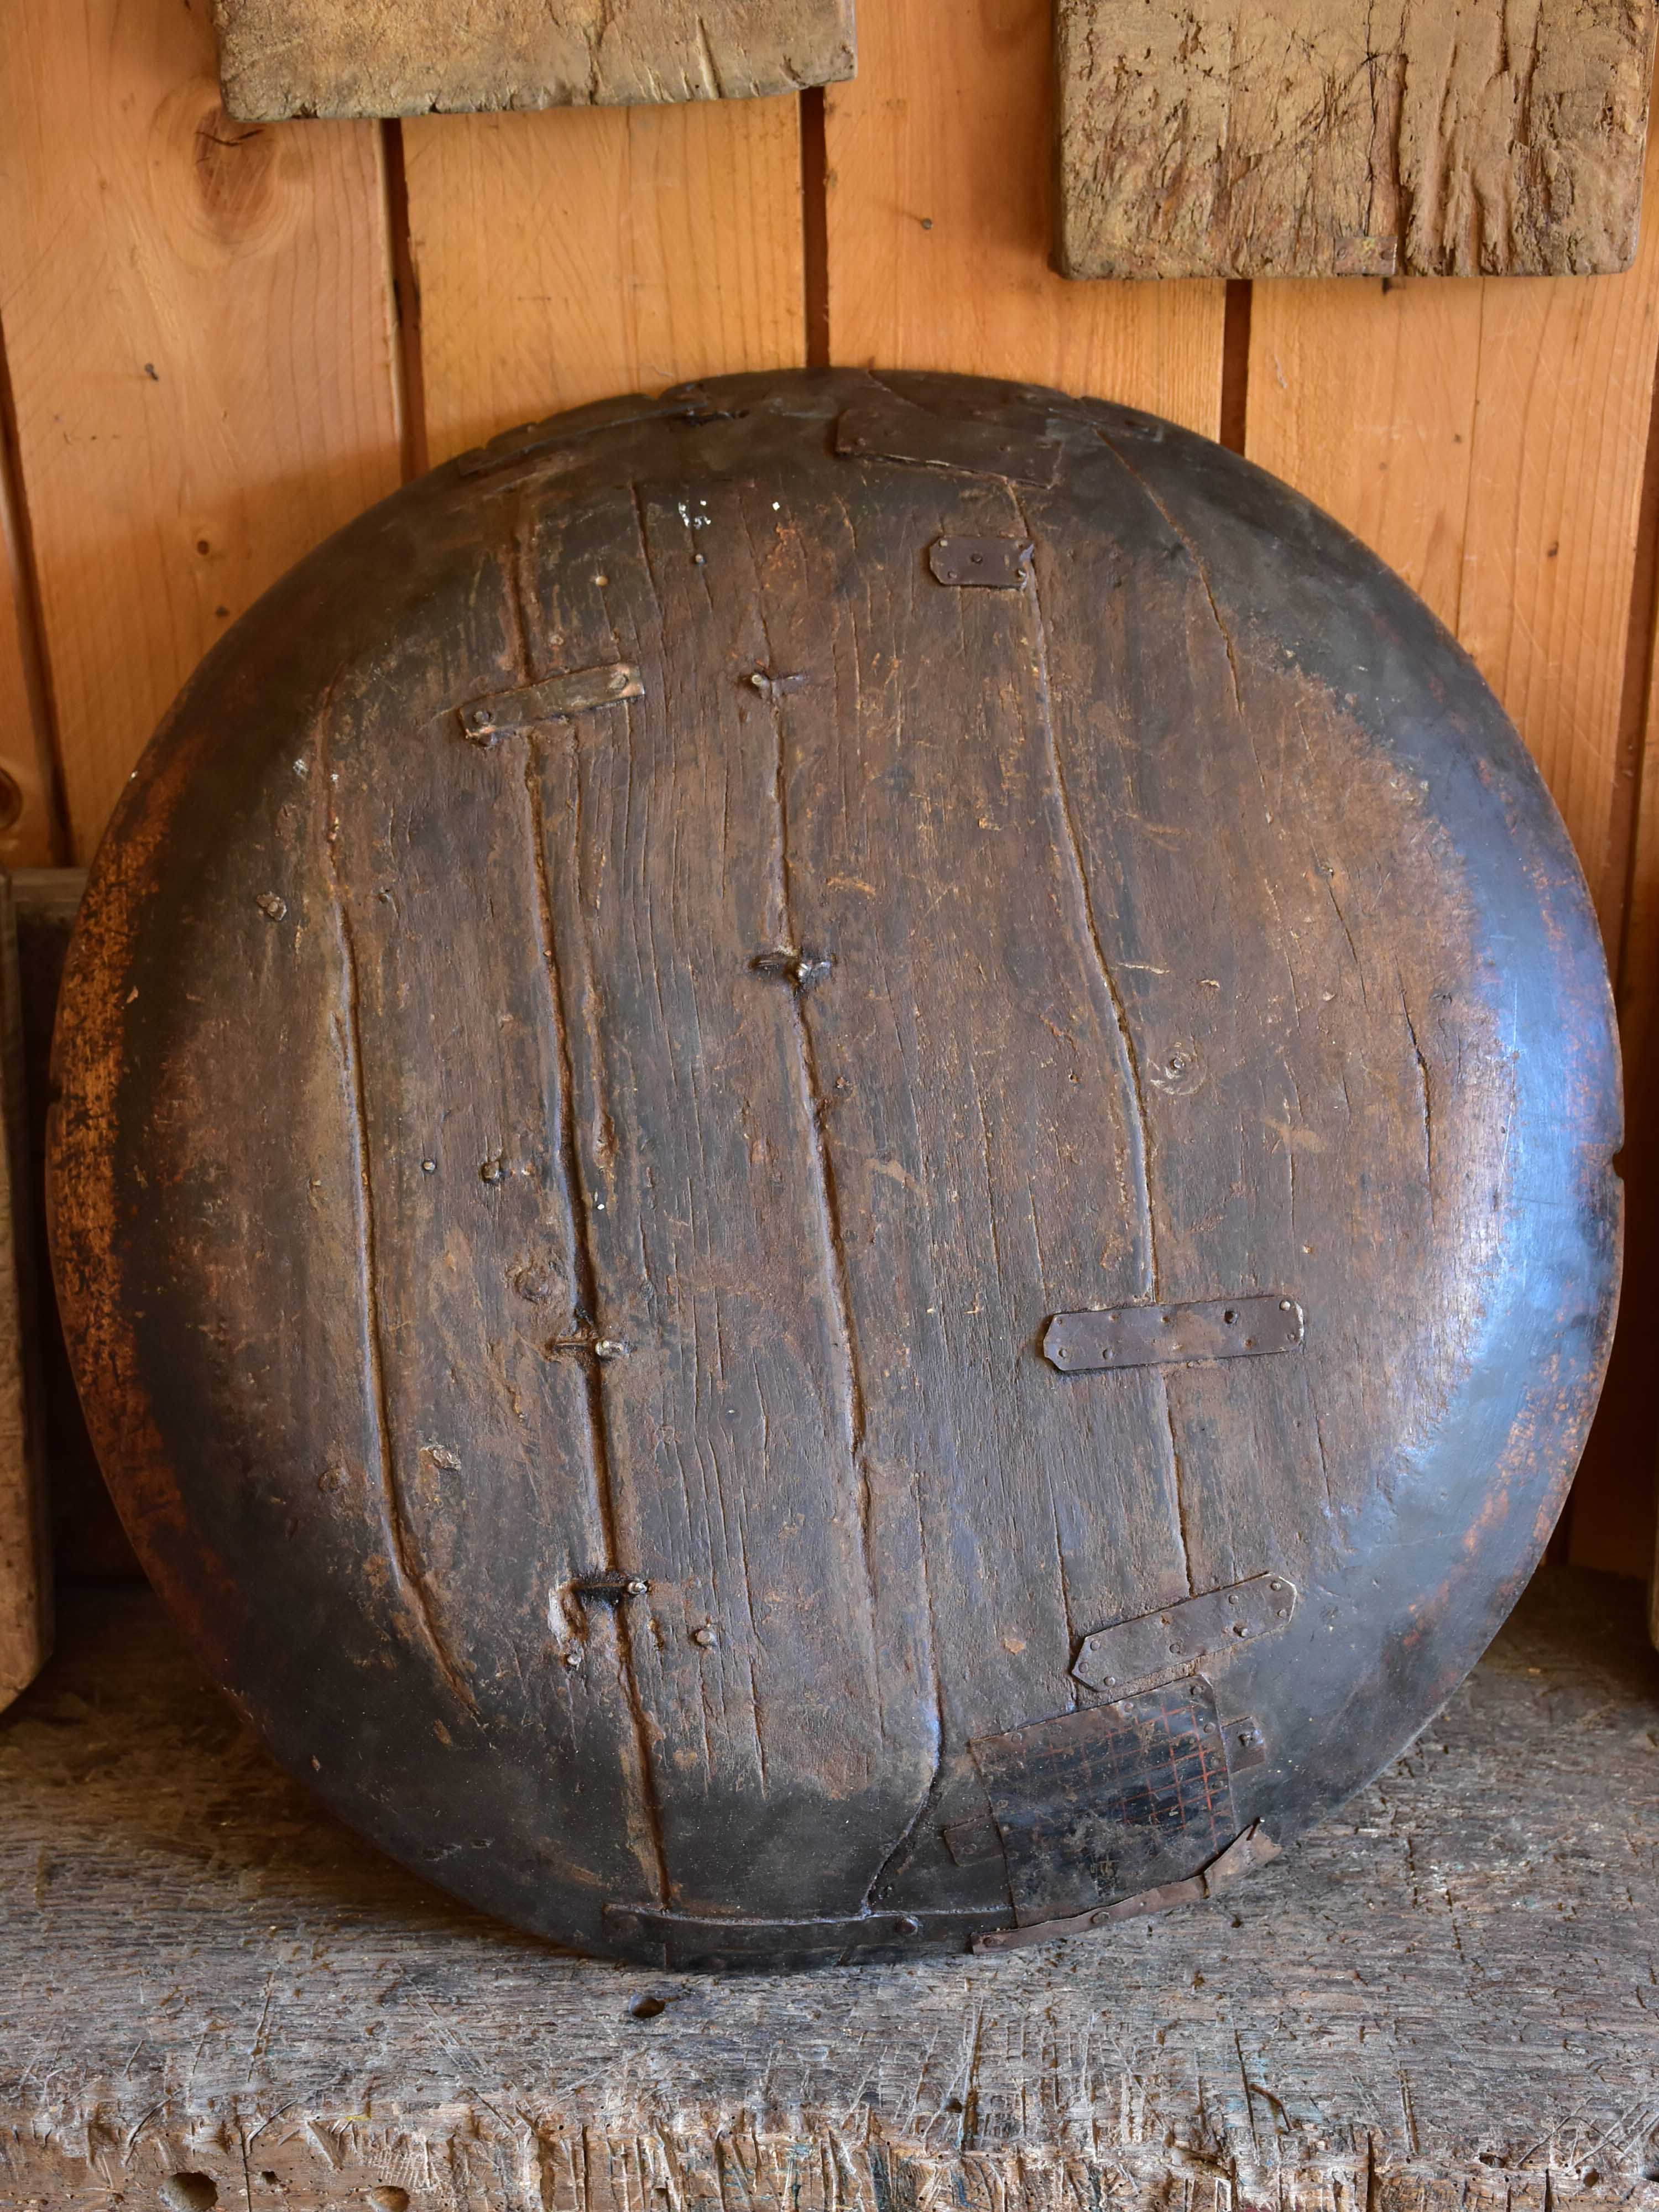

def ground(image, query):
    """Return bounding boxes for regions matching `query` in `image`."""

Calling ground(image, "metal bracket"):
[970,1823,1281,1954]
[835,394,1063,487]
[1043,1295,1304,1373]
[969,1676,1239,1926]
[1071,1574,1299,1694]
[927,536,1034,588]
[457,662,643,742]
[603,1902,1006,1964]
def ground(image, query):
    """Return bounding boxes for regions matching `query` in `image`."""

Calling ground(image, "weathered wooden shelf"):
[1,1568,1656,2210]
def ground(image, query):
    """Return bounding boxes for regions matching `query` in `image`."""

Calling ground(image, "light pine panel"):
[822,0,1227,437]
[404,98,807,467]
[1247,113,1659,935]
[0,432,59,869]
[0,0,403,861]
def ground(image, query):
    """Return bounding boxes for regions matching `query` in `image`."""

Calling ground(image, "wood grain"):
[0,0,404,862]
[1056,1,1659,280]
[0,416,60,870]
[214,0,855,118]
[1246,108,1659,934]
[821,0,1226,437]
[405,97,807,467]
[0,878,46,1711]
[45,371,1619,1965]
[0,1569,1654,2201]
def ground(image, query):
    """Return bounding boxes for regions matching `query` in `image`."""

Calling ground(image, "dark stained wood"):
[0,874,48,1707]
[1,1569,1656,2206]
[9,869,134,1581]
[48,371,1621,1969]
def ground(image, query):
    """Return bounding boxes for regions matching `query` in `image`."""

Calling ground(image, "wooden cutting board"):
[1056,0,1659,279]
[212,0,855,118]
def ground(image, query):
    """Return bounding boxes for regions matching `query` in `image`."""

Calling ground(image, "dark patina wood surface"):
[1,1568,1655,2208]
[48,370,1621,1968]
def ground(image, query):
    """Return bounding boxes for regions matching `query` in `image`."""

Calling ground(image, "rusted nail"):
[749,669,809,700]
[572,1571,650,1601]
[752,947,832,989]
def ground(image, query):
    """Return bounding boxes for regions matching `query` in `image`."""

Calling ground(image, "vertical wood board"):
[1055,1,1659,280]
[1246,106,1659,933]
[0,0,404,860]
[822,0,1227,437]
[404,99,807,467]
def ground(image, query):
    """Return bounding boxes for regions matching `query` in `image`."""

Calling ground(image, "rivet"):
[421,1159,437,1174]
[1280,1299,1293,1311]
[692,1623,717,1647]
[894,1914,922,1935]
[594,1338,628,1360]
[563,1648,585,1670]
[625,1577,650,1597]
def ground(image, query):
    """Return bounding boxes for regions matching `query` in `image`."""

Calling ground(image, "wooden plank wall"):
[1,0,1655,1571]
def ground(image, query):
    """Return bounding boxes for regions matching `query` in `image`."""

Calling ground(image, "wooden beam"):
[1,1570,1653,2200]
[822,0,1226,437]
[404,97,807,466]
[214,0,856,119]
[0,0,404,860]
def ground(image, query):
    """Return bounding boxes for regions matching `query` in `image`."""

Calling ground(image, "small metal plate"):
[457,662,643,740]
[602,1903,1006,1966]
[1043,1295,1304,1373]
[970,1822,1281,1954]
[835,395,1062,487]
[969,1677,1237,1925]
[928,536,1034,588]
[1072,1575,1299,1694]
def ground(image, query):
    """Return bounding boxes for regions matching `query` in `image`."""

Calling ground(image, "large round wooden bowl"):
[48,371,1621,1967]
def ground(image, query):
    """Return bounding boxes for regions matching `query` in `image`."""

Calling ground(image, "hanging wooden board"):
[1055,0,1659,279]
[213,0,856,119]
